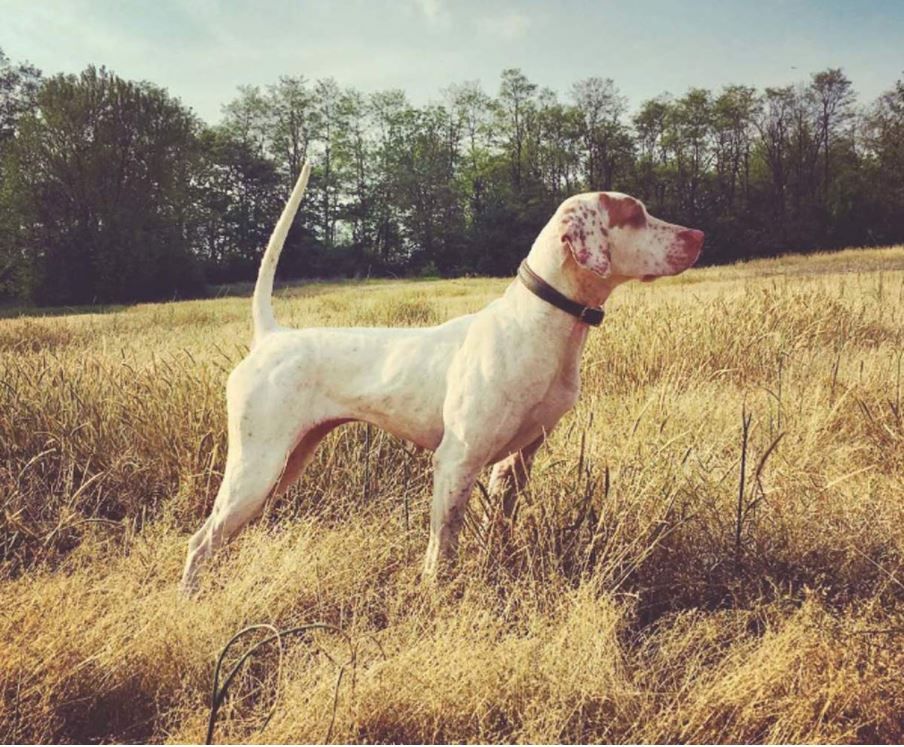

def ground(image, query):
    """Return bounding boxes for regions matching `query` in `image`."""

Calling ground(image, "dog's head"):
[554,192,703,282]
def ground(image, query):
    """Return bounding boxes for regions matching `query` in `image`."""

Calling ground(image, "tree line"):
[1,48,902,305]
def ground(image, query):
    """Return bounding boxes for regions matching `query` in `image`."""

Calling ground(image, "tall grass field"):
[1,246,903,743]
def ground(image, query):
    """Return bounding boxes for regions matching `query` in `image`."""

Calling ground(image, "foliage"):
[1,49,903,304]
[2,65,204,303]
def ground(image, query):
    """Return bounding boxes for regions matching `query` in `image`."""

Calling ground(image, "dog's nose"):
[678,228,705,251]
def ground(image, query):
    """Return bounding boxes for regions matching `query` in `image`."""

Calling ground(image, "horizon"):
[4,0,903,123]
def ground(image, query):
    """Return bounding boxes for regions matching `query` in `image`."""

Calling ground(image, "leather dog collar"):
[517,260,605,327]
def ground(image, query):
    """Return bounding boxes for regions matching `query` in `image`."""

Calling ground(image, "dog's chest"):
[487,375,578,462]
[531,375,579,427]
[493,358,578,438]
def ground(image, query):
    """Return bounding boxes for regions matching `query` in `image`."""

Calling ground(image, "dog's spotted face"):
[559,192,704,281]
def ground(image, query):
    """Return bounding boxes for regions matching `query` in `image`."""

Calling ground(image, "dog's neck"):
[523,222,621,310]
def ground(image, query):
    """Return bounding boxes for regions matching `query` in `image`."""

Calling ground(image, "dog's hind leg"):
[179,409,349,594]
[180,360,335,594]
[179,443,289,594]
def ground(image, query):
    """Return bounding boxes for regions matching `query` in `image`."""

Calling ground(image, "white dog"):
[180,163,703,592]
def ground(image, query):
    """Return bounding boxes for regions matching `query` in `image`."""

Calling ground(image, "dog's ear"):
[559,200,612,277]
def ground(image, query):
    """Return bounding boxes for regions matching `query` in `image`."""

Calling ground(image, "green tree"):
[572,77,629,191]
[862,77,904,243]
[712,85,758,214]
[495,68,538,193]
[535,93,581,199]
[633,95,672,207]
[0,49,41,295]
[668,88,714,221]
[335,88,371,255]
[811,69,855,204]
[755,86,795,245]
[193,126,283,282]
[447,81,493,217]
[312,78,345,248]
[267,75,314,191]
[369,89,411,265]
[7,66,203,304]
[221,84,271,156]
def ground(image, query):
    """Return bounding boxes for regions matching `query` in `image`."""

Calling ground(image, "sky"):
[3,0,903,123]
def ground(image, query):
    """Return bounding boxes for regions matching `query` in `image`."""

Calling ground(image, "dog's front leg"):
[488,436,543,522]
[484,436,544,545]
[423,435,482,579]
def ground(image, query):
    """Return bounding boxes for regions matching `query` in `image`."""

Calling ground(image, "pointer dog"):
[180,163,703,592]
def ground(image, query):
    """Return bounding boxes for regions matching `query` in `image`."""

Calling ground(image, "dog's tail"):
[252,161,312,344]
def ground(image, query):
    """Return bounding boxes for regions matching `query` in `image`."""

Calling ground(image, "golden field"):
[1,246,903,744]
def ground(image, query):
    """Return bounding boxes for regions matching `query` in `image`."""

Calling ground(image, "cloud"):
[413,0,446,23]
[476,9,531,41]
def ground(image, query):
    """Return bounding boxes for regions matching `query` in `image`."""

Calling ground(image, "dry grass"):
[1,246,903,744]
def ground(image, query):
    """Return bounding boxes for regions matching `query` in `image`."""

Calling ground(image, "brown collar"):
[517,261,605,327]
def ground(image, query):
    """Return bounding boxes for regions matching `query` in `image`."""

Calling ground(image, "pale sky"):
[3,0,902,123]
